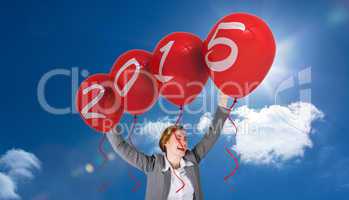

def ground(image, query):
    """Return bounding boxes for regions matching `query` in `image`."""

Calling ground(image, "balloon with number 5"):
[203,13,276,98]
[110,49,159,115]
[76,74,124,133]
[149,32,209,107]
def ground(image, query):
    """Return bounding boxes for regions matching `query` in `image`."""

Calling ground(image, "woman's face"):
[165,129,188,157]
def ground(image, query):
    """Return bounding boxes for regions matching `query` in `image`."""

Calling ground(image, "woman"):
[107,93,230,200]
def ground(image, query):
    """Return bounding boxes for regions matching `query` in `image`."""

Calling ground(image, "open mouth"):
[177,147,186,152]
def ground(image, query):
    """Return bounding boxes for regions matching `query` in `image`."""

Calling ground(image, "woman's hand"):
[218,91,229,108]
[107,123,122,136]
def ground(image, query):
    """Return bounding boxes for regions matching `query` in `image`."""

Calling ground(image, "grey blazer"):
[107,106,229,200]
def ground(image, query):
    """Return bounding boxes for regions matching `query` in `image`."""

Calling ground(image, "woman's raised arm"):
[107,125,156,173]
[192,92,230,163]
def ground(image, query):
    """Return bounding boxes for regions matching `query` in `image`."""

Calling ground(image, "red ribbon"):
[98,134,109,168]
[97,134,109,192]
[222,98,240,189]
[172,105,186,193]
[97,115,141,193]
[127,115,142,192]
[175,106,184,125]
[128,170,141,192]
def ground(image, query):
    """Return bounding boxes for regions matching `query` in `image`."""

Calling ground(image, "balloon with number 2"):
[76,74,123,133]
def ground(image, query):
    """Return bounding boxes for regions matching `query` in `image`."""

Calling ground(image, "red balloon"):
[203,13,276,98]
[76,74,123,133]
[110,49,159,115]
[149,32,209,107]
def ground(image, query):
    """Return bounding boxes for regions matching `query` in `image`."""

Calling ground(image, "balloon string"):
[175,105,184,125]
[174,106,185,150]
[98,134,109,168]
[97,115,139,192]
[173,106,186,154]
[224,145,239,181]
[128,170,141,192]
[226,97,238,112]
[222,98,240,188]
[97,135,110,193]
[172,105,186,193]
[127,115,141,192]
[173,168,186,193]
[171,134,187,193]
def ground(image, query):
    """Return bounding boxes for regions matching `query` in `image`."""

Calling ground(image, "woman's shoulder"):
[184,150,200,165]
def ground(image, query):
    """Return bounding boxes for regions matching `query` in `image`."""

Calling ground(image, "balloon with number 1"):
[149,32,209,107]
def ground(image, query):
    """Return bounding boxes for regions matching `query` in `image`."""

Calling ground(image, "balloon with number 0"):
[110,49,159,115]
[76,74,123,133]
[203,13,276,98]
[149,32,209,107]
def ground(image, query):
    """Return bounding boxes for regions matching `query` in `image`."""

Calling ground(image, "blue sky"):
[1,0,349,199]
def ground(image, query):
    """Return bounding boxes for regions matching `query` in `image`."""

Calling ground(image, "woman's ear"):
[163,145,167,152]
[164,136,174,152]
[162,139,170,152]
[164,141,169,150]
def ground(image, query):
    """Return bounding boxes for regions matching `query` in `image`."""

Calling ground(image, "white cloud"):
[0,149,41,199]
[197,102,324,166]
[197,111,237,136]
[0,173,19,200]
